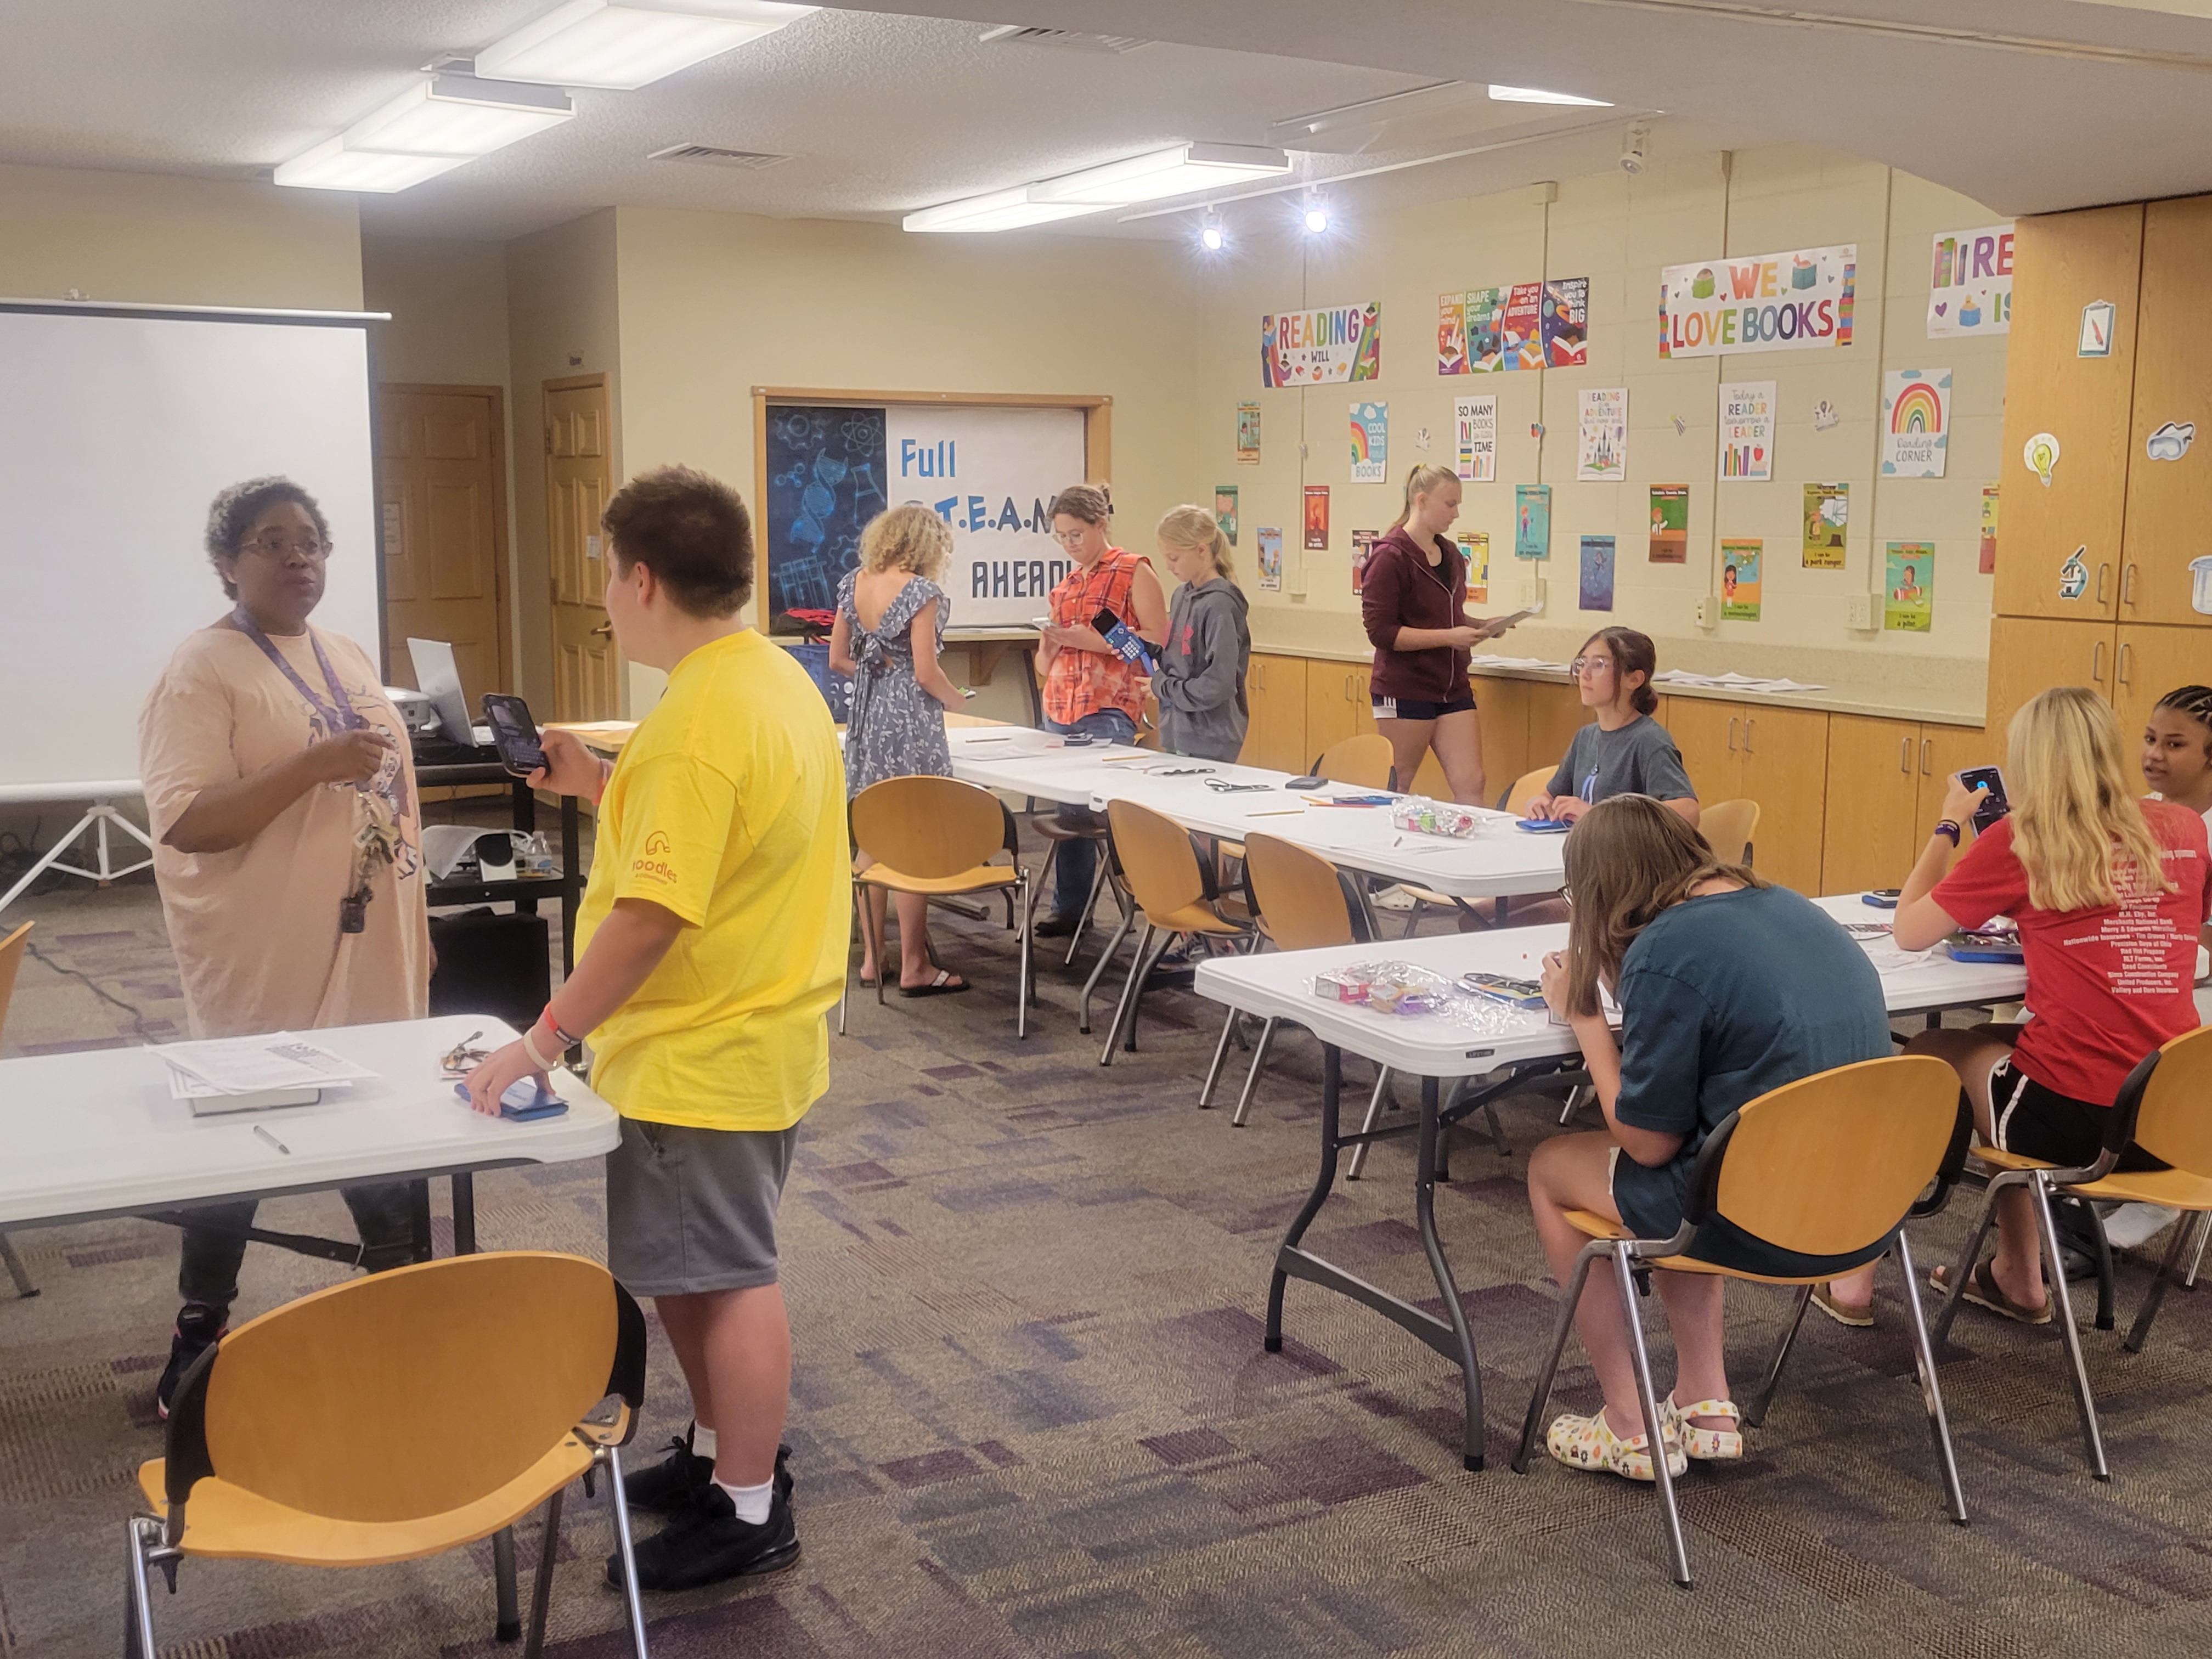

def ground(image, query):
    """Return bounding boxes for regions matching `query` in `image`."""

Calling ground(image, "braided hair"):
[2154,685,2212,752]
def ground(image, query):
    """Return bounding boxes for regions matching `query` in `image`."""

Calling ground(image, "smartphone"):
[1957,765,2010,834]
[1862,888,1901,909]
[481,694,547,777]
[453,1079,569,1120]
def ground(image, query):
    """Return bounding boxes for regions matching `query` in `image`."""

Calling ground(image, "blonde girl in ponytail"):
[1152,504,1251,763]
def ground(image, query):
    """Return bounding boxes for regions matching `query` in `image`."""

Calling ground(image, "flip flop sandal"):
[1931,1260,2052,1325]
[1545,1407,1686,1482]
[899,970,970,998]
[1663,1396,1744,1461]
[1811,1283,1875,1328]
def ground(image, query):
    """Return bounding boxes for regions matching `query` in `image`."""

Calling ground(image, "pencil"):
[1245,809,1305,817]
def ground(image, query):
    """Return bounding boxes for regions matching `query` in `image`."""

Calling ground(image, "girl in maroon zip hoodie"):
[1361,464,1514,804]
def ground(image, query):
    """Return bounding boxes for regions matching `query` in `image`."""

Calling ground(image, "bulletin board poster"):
[1257,527,1283,591]
[1351,529,1378,592]
[1262,302,1381,387]
[1802,482,1848,569]
[1502,284,1546,370]
[1464,286,1508,372]
[1579,535,1616,612]
[1577,387,1628,482]
[1658,243,1857,359]
[1720,539,1763,620]
[1458,531,1491,604]
[1648,484,1688,563]
[1303,485,1330,550]
[1881,369,1951,478]
[1541,278,1590,366]
[1236,403,1261,464]
[1979,485,2000,575]
[1886,542,1934,631]
[1514,483,1551,561]
[1214,486,1238,546]
[1437,293,1469,375]
[1454,393,1497,482]
[1350,401,1389,483]
[1928,224,2013,338]
[1718,380,1775,482]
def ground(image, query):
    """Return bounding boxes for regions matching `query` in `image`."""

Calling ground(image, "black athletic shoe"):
[1032,913,1081,939]
[611,1484,800,1592]
[155,1302,227,1421]
[623,1435,792,1513]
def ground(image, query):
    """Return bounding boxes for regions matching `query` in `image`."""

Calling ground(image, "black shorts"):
[1989,1059,2166,1173]
[1372,692,1477,721]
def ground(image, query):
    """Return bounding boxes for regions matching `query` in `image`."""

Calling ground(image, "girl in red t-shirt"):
[1823,687,2210,1327]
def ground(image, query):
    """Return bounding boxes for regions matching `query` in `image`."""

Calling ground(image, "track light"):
[1200,212,1226,252]
[1302,192,1329,235]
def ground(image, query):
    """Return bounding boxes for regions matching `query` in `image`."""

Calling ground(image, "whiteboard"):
[0,306,382,798]
[761,399,1089,631]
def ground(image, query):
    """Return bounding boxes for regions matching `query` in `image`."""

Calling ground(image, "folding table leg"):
[1415,1076,1485,1470]
[1267,1045,1344,1351]
[0,1233,36,1298]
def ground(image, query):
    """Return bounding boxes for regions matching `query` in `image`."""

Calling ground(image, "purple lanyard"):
[231,608,363,733]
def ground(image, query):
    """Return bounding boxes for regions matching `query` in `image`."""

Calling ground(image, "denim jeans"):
[177,1182,421,1317]
[1043,708,1138,917]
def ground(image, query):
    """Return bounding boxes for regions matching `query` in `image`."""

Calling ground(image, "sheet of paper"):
[153,1034,380,1096]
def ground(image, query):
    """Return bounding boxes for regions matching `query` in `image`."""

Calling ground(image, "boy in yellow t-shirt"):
[465,466,849,1593]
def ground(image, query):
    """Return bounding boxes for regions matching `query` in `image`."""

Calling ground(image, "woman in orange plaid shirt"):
[1033,482,1167,936]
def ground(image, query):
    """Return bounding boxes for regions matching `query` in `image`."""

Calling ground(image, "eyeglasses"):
[1569,657,1614,677]
[240,533,330,560]
[1049,529,1092,546]
[440,1031,489,1076]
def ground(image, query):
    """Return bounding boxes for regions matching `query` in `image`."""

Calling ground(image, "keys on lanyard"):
[342,799,401,935]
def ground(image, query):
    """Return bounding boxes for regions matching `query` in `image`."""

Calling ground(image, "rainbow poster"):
[1881,369,1951,478]
[1659,243,1856,359]
[1262,302,1382,387]
[1350,401,1389,482]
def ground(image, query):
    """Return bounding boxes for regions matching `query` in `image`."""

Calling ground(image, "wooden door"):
[2114,623,2212,743]
[1664,697,1743,805]
[379,386,509,696]
[1303,662,1363,764]
[1242,655,1308,772]
[1736,706,1830,893]
[544,376,619,721]
[1994,204,2143,622]
[1476,677,1533,804]
[1986,615,2114,737]
[1820,715,1921,896]
[2122,196,2212,630]
[1915,724,1996,847]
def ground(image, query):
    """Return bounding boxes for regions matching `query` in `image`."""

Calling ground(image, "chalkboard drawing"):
[765,404,888,622]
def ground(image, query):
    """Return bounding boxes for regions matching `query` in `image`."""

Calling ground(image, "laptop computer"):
[404,637,493,747]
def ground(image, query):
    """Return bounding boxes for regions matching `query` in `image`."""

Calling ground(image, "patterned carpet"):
[3,843,2211,1658]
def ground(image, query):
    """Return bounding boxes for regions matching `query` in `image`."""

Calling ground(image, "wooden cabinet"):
[1914,725,1997,843]
[1663,699,1829,891]
[1986,616,2114,737]
[1820,715,1923,896]
[1242,654,1310,773]
[1994,204,2143,623]
[1476,678,1533,802]
[1662,698,1739,804]
[2114,623,2212,741]
[2121,196,2212,631]
[1526,681,1589,774]
[1304,661,1371,765]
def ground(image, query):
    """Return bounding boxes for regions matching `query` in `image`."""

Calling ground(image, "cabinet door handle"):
[1744,717,1756,753]
[2119,641,2134,686]
[1899,737,1911,774]
[2122,563,2138,608]
[2091,640,2107,684]
[1727,715,1739,752]
[1921,737,1932,775]
[2097,563,2111,605]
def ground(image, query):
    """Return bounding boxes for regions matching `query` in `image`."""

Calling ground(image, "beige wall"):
[0,162,360,308]
[608,206,1201,709]
[1189,146,2007,698]
[505,210,622,706]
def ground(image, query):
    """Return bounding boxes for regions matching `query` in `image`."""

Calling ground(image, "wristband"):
[1933,819,1961,846]
[541,1007,582,1050]
[520,1024,561,1072]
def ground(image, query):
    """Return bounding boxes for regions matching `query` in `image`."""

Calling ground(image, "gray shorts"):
[606,1117,801,1297]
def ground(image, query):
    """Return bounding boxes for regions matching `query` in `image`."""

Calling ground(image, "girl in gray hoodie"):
[1153,505,1252,763]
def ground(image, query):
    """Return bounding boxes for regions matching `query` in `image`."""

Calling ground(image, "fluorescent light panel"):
[1487,84,1612,105]
[903,186,1099,234]
[906,142,1291,233]
[476,0,816,89]
[275,74,574,191]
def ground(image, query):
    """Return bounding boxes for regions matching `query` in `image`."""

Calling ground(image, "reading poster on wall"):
[1454,394,1497,482]
[1515,483,1551,561]
[1658,244,1857,359]
[1303,485,1330,551]
[1882,370,1951,478]
[1718,381,1775,482]
[1886,542,1934,631]
[1351,529,1378,592]
[1649,485,1688,563]
[1541,278,1589,366]
[1350,401,1389,483]
[1577,387,1628,482]
[1928,224,2013,338]
[1214,486,1238,546]
[1720,539,1763,620]
[1236,402,1261,464]
[1803,482,1848,569]
[1261,302,1381,387]
[1979,484,2000,574]
[1437,293,1469,375]
[1579,535,1616,612]
[1257,526,1283,591]
[1458,531,1491,603]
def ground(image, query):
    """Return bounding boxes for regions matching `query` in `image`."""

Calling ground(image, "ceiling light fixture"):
[1302,191,1329,235]
[902,185,1101,234]
[1487,84,1612,106]
[1026,143,1290,206]
[475,0,816,90]
[1200,211,1226,252]
[274,74,574,192]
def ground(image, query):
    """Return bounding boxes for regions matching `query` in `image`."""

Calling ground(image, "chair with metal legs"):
[1395,768,1555,936]
[1514,1054,1972,1587]
[1097,799,1255,1066]
[126,1251,652,1659]
[1931,1025,2212,1480]
[0,922,37,1296]
[1027,813,1114,966]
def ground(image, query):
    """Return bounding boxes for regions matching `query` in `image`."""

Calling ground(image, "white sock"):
[716,1476,774,1525]
[690,1422,717,1460]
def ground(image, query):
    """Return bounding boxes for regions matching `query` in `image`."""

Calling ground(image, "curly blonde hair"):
[858,503,953,580]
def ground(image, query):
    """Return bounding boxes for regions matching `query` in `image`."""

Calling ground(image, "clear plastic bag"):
[1387,796,1480,838]
[1312,959,1454,1015]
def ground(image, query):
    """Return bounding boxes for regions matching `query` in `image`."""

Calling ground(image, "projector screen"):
[0,304,382,799]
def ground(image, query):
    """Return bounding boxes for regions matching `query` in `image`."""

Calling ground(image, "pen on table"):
[252,1124,291,1156]
[1245,809,1305,817]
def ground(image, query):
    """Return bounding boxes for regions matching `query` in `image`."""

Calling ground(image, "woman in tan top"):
[137,476,431,1416]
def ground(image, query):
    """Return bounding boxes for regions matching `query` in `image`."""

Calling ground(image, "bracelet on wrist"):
[519,1026,560,1071]
[1933,819,1961,846]
[540,1008,582,1050]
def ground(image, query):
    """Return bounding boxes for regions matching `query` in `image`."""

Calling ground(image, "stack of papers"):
[1650,670,1828,694]
[154,1035,379,1105]
[1476,656,1573,673]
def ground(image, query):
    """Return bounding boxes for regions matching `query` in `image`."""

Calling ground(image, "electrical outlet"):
[1695,595,1719,628]
[1846,594,1874,629]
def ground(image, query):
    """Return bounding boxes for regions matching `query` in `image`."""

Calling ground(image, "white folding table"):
[1192,897,2028,1470]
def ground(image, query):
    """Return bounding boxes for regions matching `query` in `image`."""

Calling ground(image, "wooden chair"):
[1098,799,1254,1066]
[127,1251,651,1659]
[1514,1054,1972,1586]
[1311,733,1395,789]
[1393,768,1555,938]
[844,776,1033,1040]
[1931,1025,2212,1480]
[1699,797,1760,866]
[0,922,36,1297]
[1197,834,1392,1131]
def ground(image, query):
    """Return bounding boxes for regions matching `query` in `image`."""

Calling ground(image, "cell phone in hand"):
[1862,888,1901,909]
[481,694,547,777]
[1956,765,2010,834]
